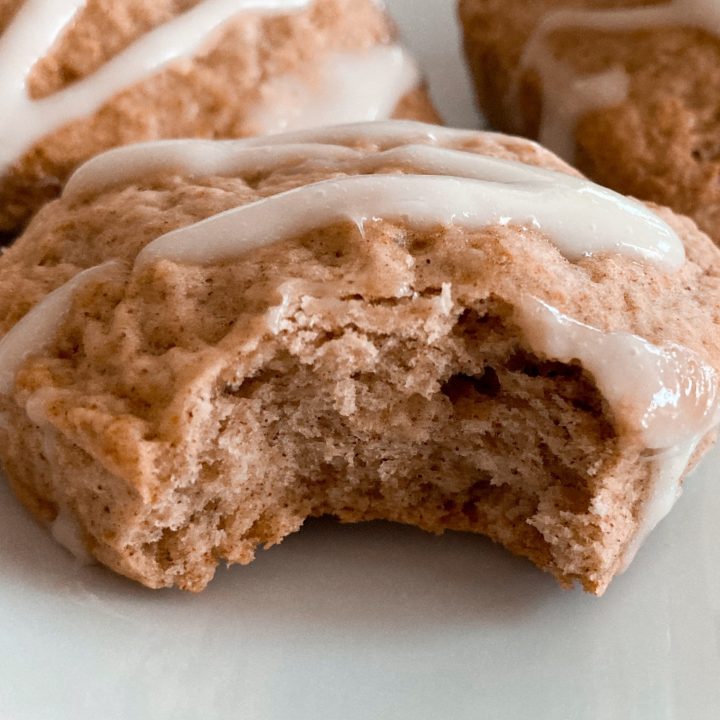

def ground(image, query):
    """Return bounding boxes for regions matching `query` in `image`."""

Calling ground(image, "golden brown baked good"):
[0,0,438,237]
[1,120,719,595]
[459,0,720,244]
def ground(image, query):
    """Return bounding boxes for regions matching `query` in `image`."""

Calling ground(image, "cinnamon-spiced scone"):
[458,0,720,244]
[1,120,720,595]
[0,0,438,237]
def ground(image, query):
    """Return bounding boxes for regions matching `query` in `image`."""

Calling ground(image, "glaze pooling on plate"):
[517,0,720,161]
[0,0,419,174]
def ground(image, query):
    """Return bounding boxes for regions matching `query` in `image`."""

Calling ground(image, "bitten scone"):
[0,0,438,237]
[1,120,720,595]
[459,0,720,244]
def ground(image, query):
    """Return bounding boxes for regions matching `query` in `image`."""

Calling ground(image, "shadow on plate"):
[0,476,569,633]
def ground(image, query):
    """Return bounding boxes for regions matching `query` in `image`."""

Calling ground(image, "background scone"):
[1,120,719,595]
[458,0,720,245]
[0,0,438,237]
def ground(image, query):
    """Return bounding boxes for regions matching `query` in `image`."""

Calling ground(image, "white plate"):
[2,2,720,718]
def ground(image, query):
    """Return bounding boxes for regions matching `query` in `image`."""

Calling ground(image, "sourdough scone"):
[458,0,720,244]
[0,0,438,237]
[1,120,719,595]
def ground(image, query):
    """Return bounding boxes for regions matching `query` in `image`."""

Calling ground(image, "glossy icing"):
[0,0,419,174]
[63,120,487,198]
[0,0,310,174]
[247,45,419,135]
[136,170,683,269]
[63,123,685,269]
[516,297,720,567]
[518,0,720,161]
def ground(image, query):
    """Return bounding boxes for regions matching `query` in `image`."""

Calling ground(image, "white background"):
[2,2,719,718]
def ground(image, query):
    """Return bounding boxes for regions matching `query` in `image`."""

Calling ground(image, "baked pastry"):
[458,0,720,245]
[1,120,719,595]
[0,0,437,238]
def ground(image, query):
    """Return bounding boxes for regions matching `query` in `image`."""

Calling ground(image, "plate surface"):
[2,2,720,718]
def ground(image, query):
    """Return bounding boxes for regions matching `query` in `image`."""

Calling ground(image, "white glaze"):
[0,0,421,174]
[516,298,720,450]
[247,45,420,135]
[64,142,363,200]
[63,124,684,269]
[524,57,629,162]
[0,262,119,394]
[518,0,720,161]
[135,161,683,270]
[0,0,314,174]
[64,121,503,198]
[240,119,490,147]
[620,438,698,571]
[5,120,714,573]
[515,297,720,566]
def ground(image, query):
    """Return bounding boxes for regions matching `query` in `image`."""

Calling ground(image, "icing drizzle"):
[516,298,720,452]
[0,262,119,394]
[516,297,720,571]
[63,121,685,270]
[0,0,419,173]
[137,169,682,269]
[0,0,310,173]
[246,45,419,135]
[518,0,720,161]
[64,121,478,198]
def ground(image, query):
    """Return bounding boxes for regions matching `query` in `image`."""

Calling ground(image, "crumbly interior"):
[2,276,638,594]
[459,0,720,244]
[1,130,720,594]
[201,300,627,590]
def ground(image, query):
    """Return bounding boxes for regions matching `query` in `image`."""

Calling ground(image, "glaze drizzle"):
[63,121,685,270]
[0,0,419,173]
[0,0,312,174]
[518,0,720,161]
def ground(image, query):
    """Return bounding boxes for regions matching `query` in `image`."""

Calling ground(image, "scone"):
[1,120,719,595]
[0,0,438,237]
[458,0,720,244]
